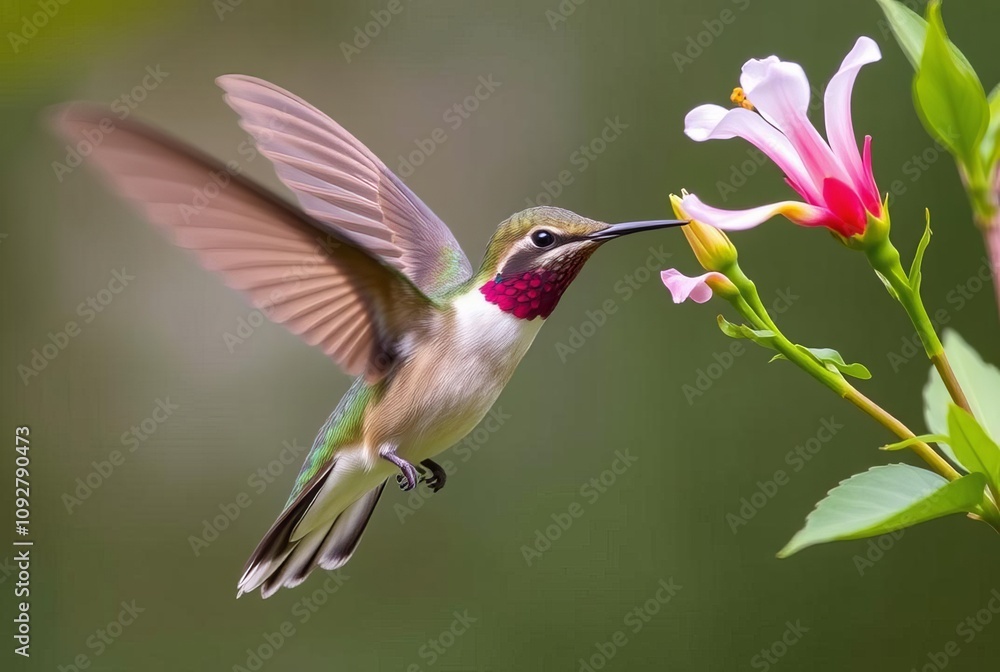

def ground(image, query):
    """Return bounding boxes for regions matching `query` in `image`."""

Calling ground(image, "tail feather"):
[318,483,385,570]
[237,468,326,597]
[260,526,329,598]
[237,460,386,599]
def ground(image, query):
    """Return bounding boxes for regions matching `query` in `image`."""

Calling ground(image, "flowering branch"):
[674,33,979,421]
[662,212,1000,533]
[659,30,1000,553]
[721,255,961,483]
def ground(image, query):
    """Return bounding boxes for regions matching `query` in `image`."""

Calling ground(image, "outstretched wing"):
[216,74,474,297]
[52,104,432,383]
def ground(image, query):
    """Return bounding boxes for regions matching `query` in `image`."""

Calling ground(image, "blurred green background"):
[2,0,1000,669]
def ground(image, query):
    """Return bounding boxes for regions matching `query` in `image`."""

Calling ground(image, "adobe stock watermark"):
[62,397,179,514]
[51,65,170,181]
[7,0,71,54]
[711,91,824,202]
[524,116,629,208]
[906,588,1000,672]
[876,0,930,47]
[716,147,769,203]
[394,407,511,523]
[232,570,350,671]
[340,0,413,63]
[188,439,308,556]
[576,577,682,672]
[18,268,136,385]
[520,448,638,566]
[176,110,286,228]
[405,609,478,672]
[671,0,752,73]
[0,556,16,586]
[680,287,799,405]
[851,528,906,577]
[545,0,587,30]
[750,619,809,671]
[213,0,246,21]
[396,74,503,178]
[850,474,964,577]
[883,138,950,209]
[725,417,844,534]
[56,600,145,672]
[554,245,672,362]
[886,256,993,373]
[222,232,343,353]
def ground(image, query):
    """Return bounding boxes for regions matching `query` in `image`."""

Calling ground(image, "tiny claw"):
[419,459,447,494]
[396,463,419,492]
[380,444,420,492]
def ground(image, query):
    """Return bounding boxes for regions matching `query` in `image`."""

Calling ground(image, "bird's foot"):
[392,463,420,491]
[380,444,420,492]
[420,459,447,493]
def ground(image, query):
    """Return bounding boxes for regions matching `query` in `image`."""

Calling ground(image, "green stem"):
[979,218,1000,322]
[726,263,960,483]
[972,497,1000,531]
[961,160,995,226]
[842,387,960,481]
[864,237,972,414]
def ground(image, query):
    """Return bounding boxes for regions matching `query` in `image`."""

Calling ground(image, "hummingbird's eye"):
[530,229,556,248]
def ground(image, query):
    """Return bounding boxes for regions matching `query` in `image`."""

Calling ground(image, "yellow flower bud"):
[704,272,740,300]
[670,193,738,272]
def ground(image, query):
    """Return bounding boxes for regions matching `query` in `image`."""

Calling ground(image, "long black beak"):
[588,219,688,240]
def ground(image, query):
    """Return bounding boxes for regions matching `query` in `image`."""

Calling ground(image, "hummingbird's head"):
[476,207,685,320]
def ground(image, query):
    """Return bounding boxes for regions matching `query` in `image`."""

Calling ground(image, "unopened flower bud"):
[670,193,738,271]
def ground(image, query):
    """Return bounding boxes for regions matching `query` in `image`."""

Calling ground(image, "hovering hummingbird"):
[53,75,684,598]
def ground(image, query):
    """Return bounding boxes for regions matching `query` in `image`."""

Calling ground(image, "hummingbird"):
[52,75,684,598]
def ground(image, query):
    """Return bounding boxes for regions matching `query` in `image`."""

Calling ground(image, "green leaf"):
[875,0,975,71]
[983,84,1000,166]
[913,2,989,169]
[771,346,872,380]
[874,270,900,301]
[880,434,949,451]
[908,210,932,294]
[948,404,1000,496]
[876,0,930,70]
[716,316,777,350]
[924,331,1000,467]
[778,465,986,557]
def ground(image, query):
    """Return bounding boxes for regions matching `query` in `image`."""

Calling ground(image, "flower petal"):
[740,58,811,128]
[821,177,867,237]
[684,105,818,202]
[684,104,729,141]
[660,269,724,304]
[680,193,832,230]
[823,36,881,207]
[742,56,852,194]
[740,56,781,93]
[861,135,881,215]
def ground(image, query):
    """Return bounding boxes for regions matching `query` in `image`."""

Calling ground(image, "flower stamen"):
[730,87,755,111]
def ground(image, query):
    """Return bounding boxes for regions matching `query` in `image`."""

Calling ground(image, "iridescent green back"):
[283,377,383,507]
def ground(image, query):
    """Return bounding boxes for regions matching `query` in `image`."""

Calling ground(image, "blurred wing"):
[52,104,431,383]
[216,74,474,297]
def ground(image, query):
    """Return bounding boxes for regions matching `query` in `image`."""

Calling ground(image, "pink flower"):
[661,269,733,304]
[681,37,883,238]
